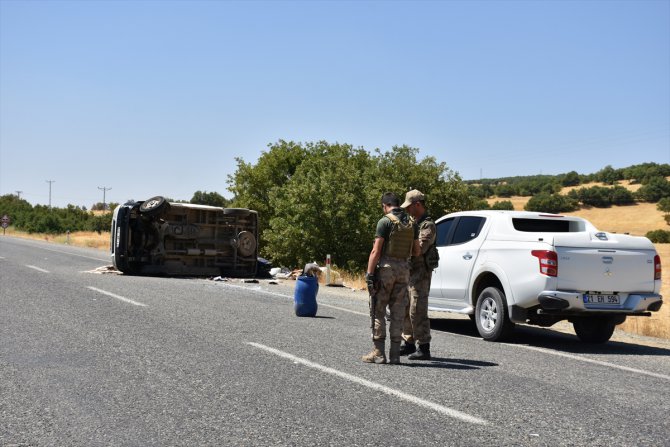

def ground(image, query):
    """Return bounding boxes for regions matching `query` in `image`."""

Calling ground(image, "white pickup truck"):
[428,211,663,343]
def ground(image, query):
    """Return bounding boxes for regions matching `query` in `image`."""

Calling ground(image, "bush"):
[493,184,516,198]
[559,171,581,187]
[568,185,635,207]
[490,200,514,210]
[646,229,670,243]
[524,193,578,214]
[636,177,670,202]
[609,186,635,205]
[657,197,670,213]
[469,199,491,210]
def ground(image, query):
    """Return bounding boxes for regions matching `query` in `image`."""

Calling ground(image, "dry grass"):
[618,243,669,339]
[2,228,110,250]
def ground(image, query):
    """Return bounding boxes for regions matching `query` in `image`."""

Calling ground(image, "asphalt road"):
[1,236,669,447]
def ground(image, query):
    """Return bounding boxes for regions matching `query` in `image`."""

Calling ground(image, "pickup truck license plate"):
[583,294,620,305]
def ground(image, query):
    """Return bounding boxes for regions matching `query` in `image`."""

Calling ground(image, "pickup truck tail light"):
[531,250,558,277]
[654,254,662,280]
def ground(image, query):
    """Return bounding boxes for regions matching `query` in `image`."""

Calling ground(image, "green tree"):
[370,145,475,215]
[524,193,578,214]
[636,176,670,202]
[263,142,374,270]
[229,141,473,271]
[493,183,516,197]
[227,140,308,238]
[657,197,670,213]
[646,229,670,243]
[559,171,581,187]
[190,190,229,207]
[596,165,622,185]
[490,200,514,210]
[609,186,635,206]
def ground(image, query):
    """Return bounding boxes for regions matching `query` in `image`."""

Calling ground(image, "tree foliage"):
[657,197,670,214]
[567,185,635,208]
[646,229,670,243]
[490,200,514,210]
[595,165,622,185]
[558,171,581,187]
[636,177,670,202]
[0,194,113,234]
[227,141,474,270]
[524,193,578,214]
[227,140,307,237]
[190,190,229,207]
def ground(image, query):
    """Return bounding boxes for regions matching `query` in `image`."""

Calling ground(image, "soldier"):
[363,192,420,364]
[400,189,437,360]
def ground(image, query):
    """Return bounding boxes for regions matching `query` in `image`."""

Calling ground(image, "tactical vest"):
[384,213,414,259]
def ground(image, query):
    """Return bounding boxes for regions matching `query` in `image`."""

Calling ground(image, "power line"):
[46,180,55,209]
[98,186,112,210]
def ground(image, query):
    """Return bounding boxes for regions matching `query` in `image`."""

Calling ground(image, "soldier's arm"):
[367,237,384,274]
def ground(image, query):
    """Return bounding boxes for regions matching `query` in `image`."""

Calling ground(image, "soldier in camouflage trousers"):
[400,190,437,360]
[363,192,420,365]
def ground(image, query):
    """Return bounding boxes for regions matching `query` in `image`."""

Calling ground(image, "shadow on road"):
[403,357,498,370]
[429,317,670,357]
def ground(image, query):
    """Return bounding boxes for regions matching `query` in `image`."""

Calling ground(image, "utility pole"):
[98,186,112,210]
[46,180,55,209]
[15,191,22,200]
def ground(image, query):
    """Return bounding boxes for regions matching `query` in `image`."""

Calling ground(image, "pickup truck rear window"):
[436,218,455,246]
[513,218,571,232]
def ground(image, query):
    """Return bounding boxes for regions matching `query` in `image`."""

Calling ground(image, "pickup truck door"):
[431,216,487,311]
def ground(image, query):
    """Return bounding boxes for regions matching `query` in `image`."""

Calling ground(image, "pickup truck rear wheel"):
[573,318,616,343]
[475,286,515,341]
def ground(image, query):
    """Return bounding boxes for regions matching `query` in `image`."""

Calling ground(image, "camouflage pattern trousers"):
[371,258,410,343]
[402,262,433,344]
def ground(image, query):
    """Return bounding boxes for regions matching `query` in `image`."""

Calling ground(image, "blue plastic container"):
[294,275,318,317]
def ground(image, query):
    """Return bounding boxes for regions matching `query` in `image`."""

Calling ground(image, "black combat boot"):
[399,340,416,356]
[389,342,401,365]
[408,343,431,360]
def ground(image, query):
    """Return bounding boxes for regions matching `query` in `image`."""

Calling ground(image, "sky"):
[1,0,668,209]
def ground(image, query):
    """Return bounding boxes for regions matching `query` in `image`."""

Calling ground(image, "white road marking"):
[10,239,106,262]
[26,265,50,273]
[501,343,670,381]
[222,282,669,382]
[87,286,147,307]
[318,303,368,316]
[247,341,488,426]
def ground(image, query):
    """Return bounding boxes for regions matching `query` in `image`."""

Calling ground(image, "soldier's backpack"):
[422,216,440,269]
[425,241,440,269]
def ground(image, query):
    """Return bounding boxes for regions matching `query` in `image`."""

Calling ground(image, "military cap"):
[401,189,425,208]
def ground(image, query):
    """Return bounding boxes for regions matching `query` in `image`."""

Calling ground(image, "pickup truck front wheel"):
[572,318,616,343]
[475,286,515,341]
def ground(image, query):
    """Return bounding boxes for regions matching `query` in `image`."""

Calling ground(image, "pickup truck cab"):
[428,210,662,343]
[111,196,258,277]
